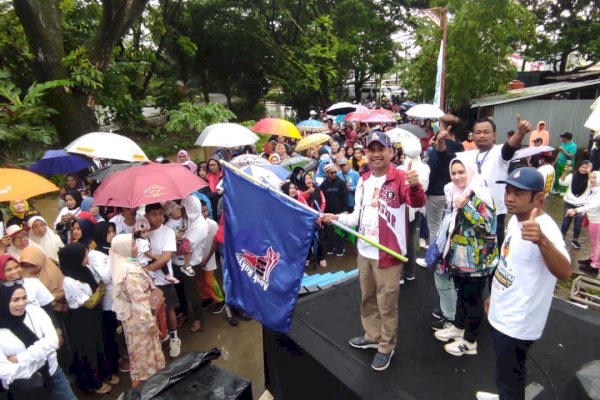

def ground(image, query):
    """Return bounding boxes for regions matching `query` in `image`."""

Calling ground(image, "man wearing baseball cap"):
[321,130,426,371]
[476,167,572,400]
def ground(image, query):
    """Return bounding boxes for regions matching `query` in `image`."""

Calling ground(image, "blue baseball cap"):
[366,130,391,148]
[496,167,544,192]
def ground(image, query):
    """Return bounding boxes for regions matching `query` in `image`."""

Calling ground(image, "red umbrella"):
[343,111,372,122]
[371,108,396,117]
[93,163,208,208]
[363,114,397,124]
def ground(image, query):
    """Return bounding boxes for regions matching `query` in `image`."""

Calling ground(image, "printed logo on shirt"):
[235,246,280,291]
[493,235,514,291]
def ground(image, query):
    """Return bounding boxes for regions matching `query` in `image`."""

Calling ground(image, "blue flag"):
[222,168,318,332]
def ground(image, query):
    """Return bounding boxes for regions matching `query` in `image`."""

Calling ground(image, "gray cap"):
[337,157,349,166]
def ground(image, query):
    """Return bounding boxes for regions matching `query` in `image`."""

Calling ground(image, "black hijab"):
[571,164,590,197]
[290,167,304,187]
[297,172,322,210]
[58,242,98,292]
[92,221,111,255]
[74,218,95,247]
[65,190,82,210]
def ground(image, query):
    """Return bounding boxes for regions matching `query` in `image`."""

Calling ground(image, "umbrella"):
[295,133,332,152]
[512,145,555,160]
[28,149,94,175]
[371,108,396,117]
[296,120,329,133]
[405,103,444,119]
[93,163,208,208]
[397,123,428,139]
[334,115,346,123]
[230,154,270,168]
[400,101,416,110]
[326,102,359,116]
[363,114,397,124]
[252,118,302,140]
[280,156,319,172]
[584,96,600,131]
[241,165,286,188]
[343,111,372,122]
[86,163,138,183]
[247,164,290,181]
[195,123,259,148]
[65,132,149,162]
[385,127,419,144]
[0,168,59,202]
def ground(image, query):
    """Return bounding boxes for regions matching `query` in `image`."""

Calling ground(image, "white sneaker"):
[416,258,427,268]
[434,325,464,342]
[476,391,499,400]
[169,338,181,357]
[444,338,477,356]
[180,265,196,277]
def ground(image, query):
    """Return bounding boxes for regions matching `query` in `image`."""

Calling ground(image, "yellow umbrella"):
[0,168,59,202]
[295,133,332,152]
[252,118,302,140]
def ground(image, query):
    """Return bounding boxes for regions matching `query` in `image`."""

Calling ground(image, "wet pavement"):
[28,191,594,399]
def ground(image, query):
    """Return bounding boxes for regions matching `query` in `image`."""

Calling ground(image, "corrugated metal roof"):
[471,79,600,108]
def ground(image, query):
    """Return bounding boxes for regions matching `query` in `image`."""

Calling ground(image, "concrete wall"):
[489,99,595,148]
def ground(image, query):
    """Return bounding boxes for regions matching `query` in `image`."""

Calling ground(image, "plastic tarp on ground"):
[121,349,252,400]
[576,359,600,400]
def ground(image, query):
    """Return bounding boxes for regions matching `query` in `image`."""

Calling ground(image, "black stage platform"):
[264,267,600,400]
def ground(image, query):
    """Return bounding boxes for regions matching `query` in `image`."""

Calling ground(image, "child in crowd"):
[163,201,194,277]
[134,218,178,284]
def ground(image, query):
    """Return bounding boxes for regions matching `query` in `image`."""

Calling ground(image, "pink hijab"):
[177,150,198,174]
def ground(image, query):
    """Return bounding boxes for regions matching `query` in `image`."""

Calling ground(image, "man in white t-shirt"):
[109,207,138,234]
[322,130,426,371]
[145,203,180,358]
[536,152,555,198]
[476,167,572,400]
[457,115,531,247]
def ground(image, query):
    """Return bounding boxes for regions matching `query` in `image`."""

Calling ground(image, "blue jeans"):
[50,368,77,400]
[491,326,534,400]
[434,273,456,321]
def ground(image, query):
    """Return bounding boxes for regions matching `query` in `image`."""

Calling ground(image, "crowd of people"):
[0,107,598,399]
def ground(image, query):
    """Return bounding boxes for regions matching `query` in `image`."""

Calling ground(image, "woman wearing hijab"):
[177,149,198,174]
[559,160,593,249]
[59,243,113,394]
[281,182,308,206]
[70,218,95,246]
[6,199,40,228]
[206,156,224,215]
[87,222,121,383]
[80,197,104,222]
[5,225,44,262]
[28,216,64,263]
[54,190,82,244]
[58,174,86,209]
[19,247,66,313]
[0,279,77,399]
[433,158,498,357]
[297,172,327,268]
[110,234,165,388]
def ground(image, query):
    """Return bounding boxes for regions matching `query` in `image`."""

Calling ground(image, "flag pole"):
[220,160,408,263]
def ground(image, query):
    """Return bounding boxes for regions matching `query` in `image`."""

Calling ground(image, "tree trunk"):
[319,68,330,110]
[13,0,97,146]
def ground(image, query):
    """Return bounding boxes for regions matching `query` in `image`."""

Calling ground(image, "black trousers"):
[497,213,506,249]
[453,275,486,343]
[491,326,534,400]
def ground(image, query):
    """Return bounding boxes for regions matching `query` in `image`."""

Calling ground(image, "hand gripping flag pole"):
[220,160,408,263]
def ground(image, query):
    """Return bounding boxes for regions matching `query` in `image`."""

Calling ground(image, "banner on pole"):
[433,40,444,108]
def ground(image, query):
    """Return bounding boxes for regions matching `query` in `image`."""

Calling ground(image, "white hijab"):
[28,216,64,261]
[110,233,146,321]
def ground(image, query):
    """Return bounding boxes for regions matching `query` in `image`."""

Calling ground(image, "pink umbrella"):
[343,111,372,122]
[371,108,396,117]
[93,163,208,208]
[363,114,397,124]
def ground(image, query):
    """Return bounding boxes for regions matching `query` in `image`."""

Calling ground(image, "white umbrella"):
[326,102,359,116]
[512,145,554,160]
[230,154,269,167]
[65,132,149,162]
[584,96,600,131]
[386,127,419,144]
[405,104,445,119]
[195,123,259,148]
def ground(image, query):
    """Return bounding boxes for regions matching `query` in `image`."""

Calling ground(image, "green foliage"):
[165,102,236,134]
[63,46,104,93]
[405,0,535,108]
[0,3,33,89]
[0,78,67,147]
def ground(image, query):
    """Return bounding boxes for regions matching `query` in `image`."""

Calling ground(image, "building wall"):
[490,99,594,149]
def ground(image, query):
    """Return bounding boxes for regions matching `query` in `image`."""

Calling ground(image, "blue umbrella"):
[242,164,291,185]
[29,149,93,175]
[296,119,328,133]
[334,115,346,123]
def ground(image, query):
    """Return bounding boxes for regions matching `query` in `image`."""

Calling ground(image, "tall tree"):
[520,0,600,73]
[12,0,148,145]
[405,0,535,108]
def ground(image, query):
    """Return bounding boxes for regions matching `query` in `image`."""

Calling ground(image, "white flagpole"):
[220,160,408,263]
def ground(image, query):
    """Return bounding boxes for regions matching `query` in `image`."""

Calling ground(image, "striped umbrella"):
[252,118,302,139]
[296,120,329,133]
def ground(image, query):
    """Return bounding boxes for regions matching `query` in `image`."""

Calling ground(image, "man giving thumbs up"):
[476,167,572,400]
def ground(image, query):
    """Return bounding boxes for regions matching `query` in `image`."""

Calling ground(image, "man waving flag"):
[222,167,317,332]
